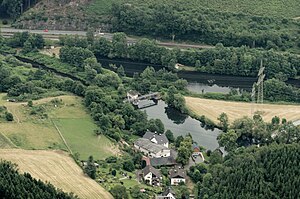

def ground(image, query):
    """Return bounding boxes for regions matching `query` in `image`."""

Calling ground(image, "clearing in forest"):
[0,149,113,199]
[185,97,300,124]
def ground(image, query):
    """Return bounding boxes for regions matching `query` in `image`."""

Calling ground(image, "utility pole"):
[257,60,265,104]
[251,82,256,115]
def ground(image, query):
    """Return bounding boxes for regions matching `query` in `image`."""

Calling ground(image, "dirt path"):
[52,120,73,155]
[185,97,300,124]
[0,149,113,199]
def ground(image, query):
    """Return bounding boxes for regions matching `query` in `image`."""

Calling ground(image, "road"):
[0,27,214,49]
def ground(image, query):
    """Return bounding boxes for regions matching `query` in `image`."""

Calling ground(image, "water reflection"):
[140,100,221,150]
[164,106,188,124]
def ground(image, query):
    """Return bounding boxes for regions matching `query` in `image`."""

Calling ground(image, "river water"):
[98,58,257,94]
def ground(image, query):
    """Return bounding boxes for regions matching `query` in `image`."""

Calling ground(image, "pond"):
[139,100,221,150]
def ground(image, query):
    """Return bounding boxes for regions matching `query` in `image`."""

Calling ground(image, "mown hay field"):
[185,97,300,124]
[0,149,113,199]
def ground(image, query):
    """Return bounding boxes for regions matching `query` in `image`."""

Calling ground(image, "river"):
[98,58,256,94]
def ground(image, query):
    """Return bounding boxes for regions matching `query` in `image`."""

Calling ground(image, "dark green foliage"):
[264,78,300,103]
[60,46,95,67]
[175,135,184,148]
[5,111,13,121]
[91,37,112,57]
[111,2,300,52]
[130,185,148,199]
[84,156,96,179]
[0,160,77,199]
[123,160,135,172]
[7,32,44,50]
[147,119,165,134]
[59,35,88,48]
[110,185,128,199]
[165,130,175,143]
[188,163,208,183]
[176,136,193,165]
[166,86,187,113]
[198,144,300,199]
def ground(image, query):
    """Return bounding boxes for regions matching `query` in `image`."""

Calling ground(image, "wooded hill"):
[196,143,300,199]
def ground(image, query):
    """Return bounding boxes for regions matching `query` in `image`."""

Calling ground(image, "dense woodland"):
[0,161,77,199]
[194,143,300,199]
[111,2,300,53]
[0,0,40,19]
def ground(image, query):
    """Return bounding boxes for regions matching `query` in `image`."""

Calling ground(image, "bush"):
[5,112,13,121]
[2,20,8,25]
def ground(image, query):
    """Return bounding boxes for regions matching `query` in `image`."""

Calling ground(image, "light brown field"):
[0,149,113,199]
[185,97,300,124]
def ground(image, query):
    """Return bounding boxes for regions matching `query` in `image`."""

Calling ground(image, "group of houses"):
[134,131,186,199]
[134,131,187,198]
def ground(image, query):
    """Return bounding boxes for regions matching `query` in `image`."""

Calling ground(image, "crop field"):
[185,97,300,124]
[0,149,113,199]
[0,94,118,160]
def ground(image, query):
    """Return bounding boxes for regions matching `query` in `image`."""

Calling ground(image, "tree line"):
[0,161,77,199]
[0,0,40,19]
[111,2,300,52]
[59,33,300,79]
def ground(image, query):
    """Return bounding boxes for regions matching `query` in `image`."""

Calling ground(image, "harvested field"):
[185,97,300,124]
[0,149,113,199]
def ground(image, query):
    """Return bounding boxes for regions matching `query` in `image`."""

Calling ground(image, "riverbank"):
[185,97,300,124]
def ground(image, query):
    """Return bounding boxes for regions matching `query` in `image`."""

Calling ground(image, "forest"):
[0,0,40,19]
[0,161,77,199]
[110,2,300,53]
[193,143,300,199]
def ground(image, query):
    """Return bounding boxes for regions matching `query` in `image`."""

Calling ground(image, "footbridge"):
[125,91,161,106]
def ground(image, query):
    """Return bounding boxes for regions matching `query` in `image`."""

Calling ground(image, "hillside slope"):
[14,0,300,31]
[0,149,113,199]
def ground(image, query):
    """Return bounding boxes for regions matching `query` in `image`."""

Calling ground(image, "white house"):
[134,138,170,158]
[170,167,186,186]
[143,131,169,148]
[141,165,162,186]
[156,187,176,199]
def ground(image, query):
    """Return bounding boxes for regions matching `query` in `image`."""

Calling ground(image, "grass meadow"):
[0,94,117,160]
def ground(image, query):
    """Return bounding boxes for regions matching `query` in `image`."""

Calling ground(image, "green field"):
[53,118,118,160]
[0,94,118,160]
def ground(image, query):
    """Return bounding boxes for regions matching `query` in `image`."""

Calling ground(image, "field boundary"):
[0,132,18,148]
[51,120,73,155]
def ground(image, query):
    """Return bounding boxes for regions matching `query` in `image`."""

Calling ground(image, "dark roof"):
[142,165,161,178]
[170,167,186,179]
[150,150,177,167]
[134,138,168,153]
[162,187,176,196]
[143,131,169,145]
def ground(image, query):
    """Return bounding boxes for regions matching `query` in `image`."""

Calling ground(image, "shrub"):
[5,112,13,121]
